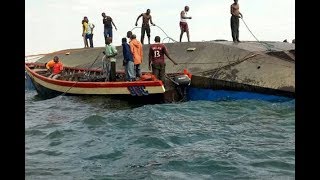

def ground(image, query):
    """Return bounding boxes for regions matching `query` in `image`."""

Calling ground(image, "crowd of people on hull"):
[48,1,294,83]
[77,5,195,82]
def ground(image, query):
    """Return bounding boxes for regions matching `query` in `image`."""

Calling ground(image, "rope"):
[241,18,294,52]
[56,81,79,100]
[55,52,102,99]
[240,18,273,52]
[176,61,239,64]
[130,25,178,43]
[84,52,102,75]
[199,52,258,76]
[154,25,178,43]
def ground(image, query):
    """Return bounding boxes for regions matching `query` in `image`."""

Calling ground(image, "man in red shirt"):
[47,56,64,79]
[148,36,178,82]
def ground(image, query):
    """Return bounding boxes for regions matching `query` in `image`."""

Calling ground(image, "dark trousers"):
[231,15,239,42]
[140,25,151,44]
[152,63,166,82]
[135,64,141,78]
[110,61,116,82]
[86,34,94,48]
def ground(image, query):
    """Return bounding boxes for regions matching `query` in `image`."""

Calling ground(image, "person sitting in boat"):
[46,56,64,79]
[148,36,178,83]
[122,37,135,81]
[103,37,118,81]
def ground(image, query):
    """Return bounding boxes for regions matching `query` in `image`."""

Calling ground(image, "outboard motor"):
[164,69,192,102]
[171,72,192,102]
[174,74,191,86]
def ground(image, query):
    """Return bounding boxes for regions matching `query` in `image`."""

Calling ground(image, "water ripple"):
[25,91,295,179]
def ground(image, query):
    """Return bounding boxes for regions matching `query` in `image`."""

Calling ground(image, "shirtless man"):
[135,9,155,44]
[230,0,243,43]
[179,6,192,42]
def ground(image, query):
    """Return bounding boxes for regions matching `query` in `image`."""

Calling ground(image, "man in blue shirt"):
[122,38,135,81]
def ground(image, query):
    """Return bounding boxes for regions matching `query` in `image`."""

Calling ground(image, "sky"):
[25,0,295,56]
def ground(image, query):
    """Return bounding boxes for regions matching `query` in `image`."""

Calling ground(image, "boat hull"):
[25,63,186,102]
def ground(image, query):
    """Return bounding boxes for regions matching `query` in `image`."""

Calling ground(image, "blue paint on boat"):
[187,87,293,102]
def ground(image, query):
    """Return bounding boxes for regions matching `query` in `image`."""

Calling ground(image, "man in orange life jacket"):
[148,36,178,83]
[46,56,64,79]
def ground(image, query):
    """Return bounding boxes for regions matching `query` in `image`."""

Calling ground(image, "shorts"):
[179,22,189,32]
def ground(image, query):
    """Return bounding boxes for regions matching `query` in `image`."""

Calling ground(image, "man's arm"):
[129,42,134,55]
[46,61,51,69]
[111,19,118,30]
[122,45,126,58]
[59,63,64,72]
[91,24,95,33]
[164,48,178,65]
[112,21,117,30]
[135,14,143,26]
[82,23,85,37]
[230,5,234,15]
[150,16,155,26]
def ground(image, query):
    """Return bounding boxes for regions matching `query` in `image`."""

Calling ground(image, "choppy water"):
[25,90,295,179]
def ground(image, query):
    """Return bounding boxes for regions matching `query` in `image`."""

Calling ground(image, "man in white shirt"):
[179,6,192,42]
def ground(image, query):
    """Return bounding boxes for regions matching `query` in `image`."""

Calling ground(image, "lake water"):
[25,90,295,179]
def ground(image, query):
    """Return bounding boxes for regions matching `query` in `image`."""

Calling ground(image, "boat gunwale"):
[25,62,165,88]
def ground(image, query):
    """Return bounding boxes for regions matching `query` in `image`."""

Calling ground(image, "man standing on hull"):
[230,0,243,43]
[179,6,192,42]
[135,9,155,44]
[102,12,118,43]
